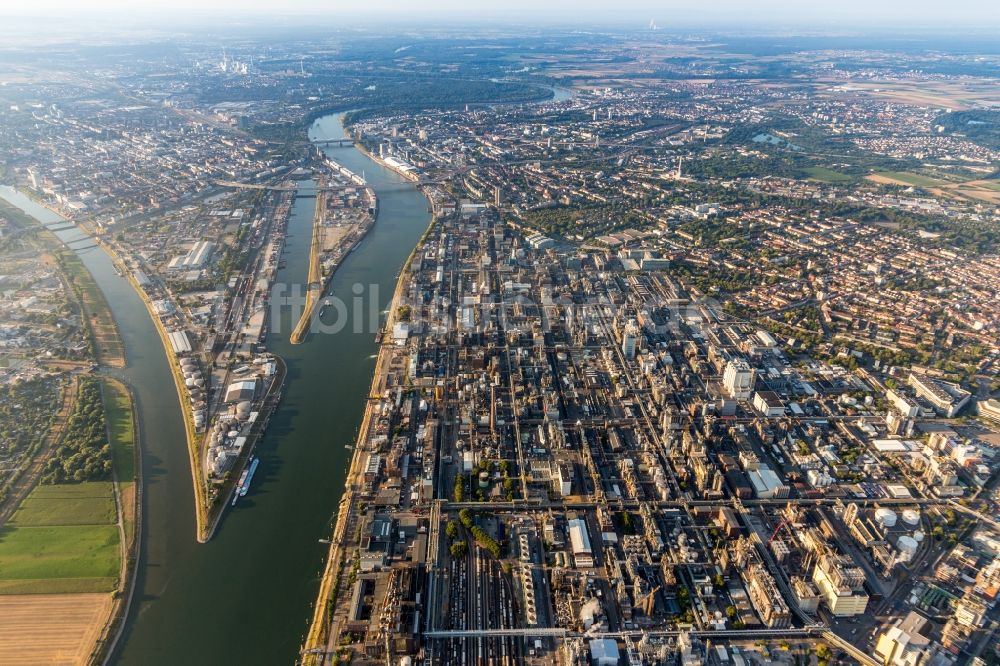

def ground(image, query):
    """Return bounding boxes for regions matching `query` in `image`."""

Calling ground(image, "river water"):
[0,111,431,665]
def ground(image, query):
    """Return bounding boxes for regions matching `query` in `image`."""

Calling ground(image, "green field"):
[803,166,853,183]
[17,481,114,501]
[1,480,121,593]
[0,525,120,592]
[10,495,115,526]
[0,577,118,594]
[875,171,946,187]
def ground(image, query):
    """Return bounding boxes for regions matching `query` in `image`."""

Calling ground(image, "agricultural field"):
[803,166,853,183]
[0,593,112,666]
[9,483,116,527]
[0,393,123,593]
[0,524,119,594]
[823,77,1000,110]
[0,378,137,665]
[868,171,946,187]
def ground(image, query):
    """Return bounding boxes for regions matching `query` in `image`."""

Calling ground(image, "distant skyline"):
[3,0,1000,28]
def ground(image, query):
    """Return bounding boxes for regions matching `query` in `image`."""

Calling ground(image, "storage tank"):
[913,530,925,542]
[875,508,897,529]
[901,509,920,527]
[478,471,490,488]
[897,535,918,558]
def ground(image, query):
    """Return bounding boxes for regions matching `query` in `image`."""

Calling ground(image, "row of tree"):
[41,377,112,484]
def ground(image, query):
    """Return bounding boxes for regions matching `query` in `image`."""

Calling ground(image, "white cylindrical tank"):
[875,508,897,528]
[897,535,918,557]
[913,530,925,542]
[901,509,920,527]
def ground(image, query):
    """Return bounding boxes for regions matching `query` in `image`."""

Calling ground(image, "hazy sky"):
[3,0,999,27]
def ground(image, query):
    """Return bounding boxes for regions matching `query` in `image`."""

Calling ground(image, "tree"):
[459,508,473,529]
[621,511,635,534]
[446,520,458,540]
[725,605,737,618]
[450,541,468,558]
[452,473,465,503]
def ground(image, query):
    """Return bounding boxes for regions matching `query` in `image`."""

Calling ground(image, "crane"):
[767,518,790,546]
[636,585,662,616]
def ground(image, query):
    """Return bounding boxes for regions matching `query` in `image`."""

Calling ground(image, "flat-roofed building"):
[224,378,257,403]
[752,390,785,417]
[568,517,594,568]
[723,359,755,400]
[812,554,869,617]
[908,373,971,418]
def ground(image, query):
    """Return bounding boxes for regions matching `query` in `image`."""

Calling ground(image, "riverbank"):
[302,208,439,663]
[200,354,287,541]
[121,265,209,541]
[289,187,326,345]
[352,136,421,184]
[1,187,208,540]
[290,159,381,346]
[92,377,141,666]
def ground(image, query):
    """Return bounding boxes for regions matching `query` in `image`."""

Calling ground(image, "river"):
[0,111,432,665]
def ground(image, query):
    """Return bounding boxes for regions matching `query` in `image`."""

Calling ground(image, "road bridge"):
[446,495,963,512]
[211,179,357,193]
[313,139,355,147]
[822,630,881,666]
[424,627,819,640]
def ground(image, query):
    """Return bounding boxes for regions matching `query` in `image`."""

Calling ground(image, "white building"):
[908,373,971,418]
[568,518,594,568]
[168,240,215,271]
[723,359,755,400]
[812,554,869,617]
[590,639,620,666]
[752,390,785,417]
[621,320,639,360]
[874,612,937,666]
[555,463,573,497]
[887,388,921,419]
